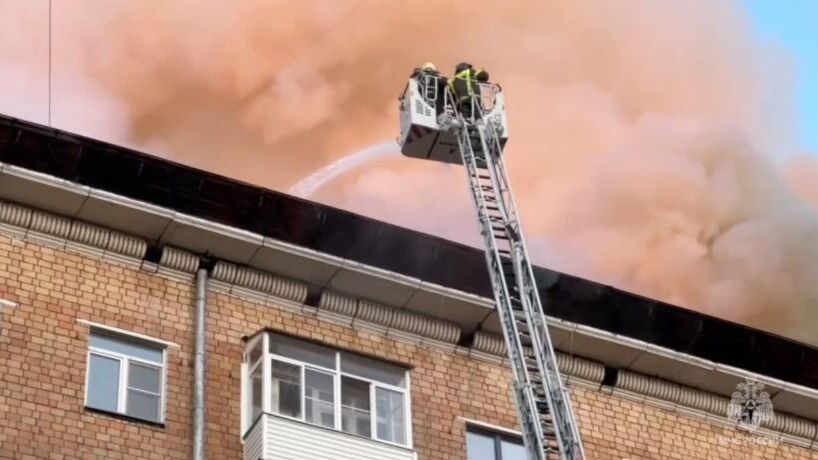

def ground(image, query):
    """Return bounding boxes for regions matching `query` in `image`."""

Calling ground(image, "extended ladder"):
[450,92,585,460]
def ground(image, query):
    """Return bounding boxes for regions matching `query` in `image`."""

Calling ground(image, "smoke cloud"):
[2,0,817,344]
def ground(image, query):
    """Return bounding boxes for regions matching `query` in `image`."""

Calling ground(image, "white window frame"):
[242,333,266,435]
[241,332,412,448]
[465,423,525,460]
[84,329,168,424]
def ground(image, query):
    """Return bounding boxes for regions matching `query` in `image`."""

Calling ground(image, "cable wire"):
[47,0,52,126]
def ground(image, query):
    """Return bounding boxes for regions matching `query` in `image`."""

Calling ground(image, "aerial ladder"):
[398,71,586,460]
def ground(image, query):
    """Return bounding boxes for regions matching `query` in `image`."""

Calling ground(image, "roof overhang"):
[2,160,818,420]
[0,160,495,331]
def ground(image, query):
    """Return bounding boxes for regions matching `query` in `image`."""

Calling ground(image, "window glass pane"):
[87,353,120,412]
[341,376,371,437]
[269,334,335,369]
[376,387,406,445]
[466,431,496,460]
[305,369,335,428]
[90,332,163,364]
[126,390,161,422]
[340,352,406,387]
[128,362,161,393]
[249,363,263,424]
[271,360,302,418]
[248,337,263,367]
[500,440,526,460]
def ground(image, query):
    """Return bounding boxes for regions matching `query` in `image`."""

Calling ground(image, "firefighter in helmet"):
[411,62,445,114]
[449,62,489,119]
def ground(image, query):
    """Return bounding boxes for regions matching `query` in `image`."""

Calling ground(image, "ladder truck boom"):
[398,71,585,460]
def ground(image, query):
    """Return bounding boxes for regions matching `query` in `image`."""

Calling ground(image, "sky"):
[0,1,815,153]
[745,0,818,153]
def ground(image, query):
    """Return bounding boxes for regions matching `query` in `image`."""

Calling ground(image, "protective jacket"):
[449,68,478,103]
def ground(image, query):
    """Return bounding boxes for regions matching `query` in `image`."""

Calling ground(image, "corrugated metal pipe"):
[193,268,208,460]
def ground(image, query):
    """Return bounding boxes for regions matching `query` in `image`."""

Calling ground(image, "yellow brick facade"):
[0,233,816,459]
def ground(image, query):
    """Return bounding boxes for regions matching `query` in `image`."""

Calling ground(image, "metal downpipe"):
[193,268,208,460]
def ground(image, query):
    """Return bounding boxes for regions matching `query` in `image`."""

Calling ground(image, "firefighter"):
[411,62,445,114]
[449,62,489,119]
[475,68,489,83]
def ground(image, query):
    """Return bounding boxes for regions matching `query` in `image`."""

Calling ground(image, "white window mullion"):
[334,352,341,430]
[161,350,168,423]
[263,334,271,415]
[240,358,248,435]
[119,358,129,414]
[300,364,306,422]
[370,381,377,441]
[405,371,413,449]
[83,351,91,407]
[403,371,415,449]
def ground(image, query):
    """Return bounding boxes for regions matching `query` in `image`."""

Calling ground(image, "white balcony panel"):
[244,416,266,460]
[245,413,417,460]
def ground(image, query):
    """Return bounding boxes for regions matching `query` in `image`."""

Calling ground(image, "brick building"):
[0,114,817,459]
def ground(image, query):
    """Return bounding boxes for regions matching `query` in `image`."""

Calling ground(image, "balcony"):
[242,332,417,460]
[243,412,417,460]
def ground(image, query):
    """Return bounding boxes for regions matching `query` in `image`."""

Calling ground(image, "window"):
[341,376,371,437]
[85,329,167,424]
[466,426,526,460]
[243,332,411,447]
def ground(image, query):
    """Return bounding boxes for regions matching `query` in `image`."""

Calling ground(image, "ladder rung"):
[528,364,540,374]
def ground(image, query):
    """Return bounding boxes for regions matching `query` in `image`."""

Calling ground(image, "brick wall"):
[0,235,196,460]
[0,233,816,459]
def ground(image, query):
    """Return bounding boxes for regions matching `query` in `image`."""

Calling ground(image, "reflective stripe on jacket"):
[449,68,476,101]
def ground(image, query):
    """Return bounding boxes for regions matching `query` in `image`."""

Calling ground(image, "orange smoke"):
[2,0,817,344]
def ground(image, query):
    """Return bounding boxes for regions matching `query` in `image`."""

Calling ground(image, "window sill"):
[84,406,166,429]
